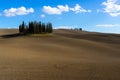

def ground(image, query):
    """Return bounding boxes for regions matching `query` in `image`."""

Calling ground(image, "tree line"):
[19,21,53,34]
[73,28,82,31]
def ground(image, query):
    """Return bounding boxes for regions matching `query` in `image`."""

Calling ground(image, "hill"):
[0,29,120,80]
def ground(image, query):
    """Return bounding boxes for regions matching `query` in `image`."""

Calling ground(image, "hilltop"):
[0,29,120,80]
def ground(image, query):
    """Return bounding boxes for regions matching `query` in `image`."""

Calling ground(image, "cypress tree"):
[46,23,49,33]
[36,22,39,34]
[48,22,53,33]
[28,22,32,33]
[19,21,53,34]
[19,24,22,33]
[41,23,46,33]
[39,22,42,33]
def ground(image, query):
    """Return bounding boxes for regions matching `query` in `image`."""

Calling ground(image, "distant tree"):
[74,28,78,31]
[19,21,26,33]
[19,21,53,34]
[22,21,25,32]
[46,23,49,33]
[41,23,46,33]
[25,25,29,33]
[28,22,32,33]
[36,22,40,34]
[29,22,34,33]
[79,28,82,31]
[38,22,42,33]
[19,24,22,33]
[46,22,53,33]
[73,28,82,31]
[33,21,37,34]
[49,23,53,33]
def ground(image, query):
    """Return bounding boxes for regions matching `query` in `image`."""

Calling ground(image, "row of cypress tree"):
[19,21,53,34]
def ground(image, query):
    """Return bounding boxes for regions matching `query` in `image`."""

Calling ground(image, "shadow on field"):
[0,33,27,38]
[55,32,120,44]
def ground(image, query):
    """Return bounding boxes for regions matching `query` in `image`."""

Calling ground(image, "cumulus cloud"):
[4,6,34,17]
[70,4,91,13]
[102,0,120,17]
[43,5,69,15]
[43,4,91,15]
[96,24,120,27]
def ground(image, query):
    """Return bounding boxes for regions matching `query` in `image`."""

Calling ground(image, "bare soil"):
[0,29,120,80]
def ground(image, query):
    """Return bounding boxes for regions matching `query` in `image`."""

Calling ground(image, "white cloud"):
[4,6,34,17]
[96,24,120,27]
[57,5,69,12]
[43,4,91,15]
[43,5,69,15]
[40,14,45,18]
[102,0,120,17]
[55,26,72,29]
[70,4,91,13]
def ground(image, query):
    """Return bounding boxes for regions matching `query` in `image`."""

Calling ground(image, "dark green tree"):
[48,22,53,33]
[41,23,46,33]
[29,22,34,33]
[19,21,26,33]
[38,22,42,33]
[19,21,53,34]
[46,22,53,33]
[19,24,22,33]
[79,28,82,31]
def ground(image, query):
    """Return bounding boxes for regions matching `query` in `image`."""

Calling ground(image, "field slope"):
[0,29,120,80]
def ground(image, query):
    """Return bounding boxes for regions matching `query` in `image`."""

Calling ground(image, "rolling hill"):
[0,29,120,80]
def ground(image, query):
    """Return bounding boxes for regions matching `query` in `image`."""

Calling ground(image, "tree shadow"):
[0,33,27,38]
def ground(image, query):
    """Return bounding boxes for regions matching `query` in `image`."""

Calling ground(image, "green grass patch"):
[29,33,54,37]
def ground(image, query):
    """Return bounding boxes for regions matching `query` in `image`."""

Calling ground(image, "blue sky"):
[0,0,120,33]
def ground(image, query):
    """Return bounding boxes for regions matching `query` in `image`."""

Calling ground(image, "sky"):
[0,0,120,33]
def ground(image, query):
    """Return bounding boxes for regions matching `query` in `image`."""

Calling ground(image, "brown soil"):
[0,29,120,80]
